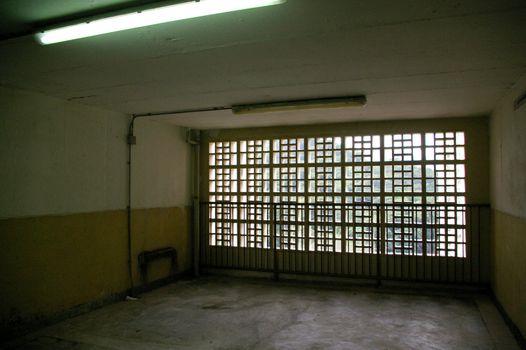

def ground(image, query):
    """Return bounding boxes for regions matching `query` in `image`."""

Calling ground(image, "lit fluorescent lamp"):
[35,0,285,45]
[232,96,367,114]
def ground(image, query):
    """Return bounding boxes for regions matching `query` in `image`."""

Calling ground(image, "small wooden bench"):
[138,247,177,281]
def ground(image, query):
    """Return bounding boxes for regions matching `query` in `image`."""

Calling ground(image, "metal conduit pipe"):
[186,129,201,277]
[126,114,149,297]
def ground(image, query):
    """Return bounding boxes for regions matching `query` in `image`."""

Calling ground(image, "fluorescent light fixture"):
[35,0,285,45]
[232,95,367,114]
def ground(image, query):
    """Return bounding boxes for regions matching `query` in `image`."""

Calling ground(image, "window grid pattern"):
[240,203,270,249]
[208,132,467,257]
[276,203,305,251]
[209,202,235,247]
[345,206,379,254]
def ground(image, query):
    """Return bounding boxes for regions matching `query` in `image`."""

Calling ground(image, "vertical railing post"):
[200,202,205,268]
[422,203,428,281]
[478,205,481,283]
[376,204,381,286]
[271,203,279,280]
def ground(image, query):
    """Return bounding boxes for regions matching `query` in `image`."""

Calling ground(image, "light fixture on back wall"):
[35,0,286,45]
[232,95,367,115]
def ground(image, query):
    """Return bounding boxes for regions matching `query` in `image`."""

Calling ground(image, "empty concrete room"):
[1,0,525,349]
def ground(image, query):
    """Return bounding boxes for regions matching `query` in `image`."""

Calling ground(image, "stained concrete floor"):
[3,276,520,350]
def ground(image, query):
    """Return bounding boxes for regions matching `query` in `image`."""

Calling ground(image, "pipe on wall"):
[126,114,148,297]
[186,129,201,277]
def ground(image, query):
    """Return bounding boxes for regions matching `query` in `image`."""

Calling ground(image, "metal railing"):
[199,202,490,284]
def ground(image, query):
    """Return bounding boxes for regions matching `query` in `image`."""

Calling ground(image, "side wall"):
[0,87,191,335]
[490,75,526,338]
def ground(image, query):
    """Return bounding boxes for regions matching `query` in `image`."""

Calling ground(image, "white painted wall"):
[490,75,526,218]
[0,86,191,219]
[0,87,128,218]
[132,118,191,209]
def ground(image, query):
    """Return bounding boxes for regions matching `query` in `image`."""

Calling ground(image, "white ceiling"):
[1,0,525,129]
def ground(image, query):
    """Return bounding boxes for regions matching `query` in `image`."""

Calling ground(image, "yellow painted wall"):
[130,207,193,284]
[491,210,526,336]
[0,206,191,330]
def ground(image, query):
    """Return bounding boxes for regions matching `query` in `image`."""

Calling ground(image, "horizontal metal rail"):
[200,202,490,284]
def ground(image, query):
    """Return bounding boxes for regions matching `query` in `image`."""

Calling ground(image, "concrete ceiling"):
[1,0,525,129]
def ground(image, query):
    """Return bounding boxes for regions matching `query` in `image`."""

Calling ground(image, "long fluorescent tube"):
[232,96,367,114]
[35,0,285,45]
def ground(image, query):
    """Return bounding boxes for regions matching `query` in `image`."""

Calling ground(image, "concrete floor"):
[3,276,520,350]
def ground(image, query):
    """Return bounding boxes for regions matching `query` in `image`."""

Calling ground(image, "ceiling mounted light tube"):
[232,95,367,114]
[35,0,285,45]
